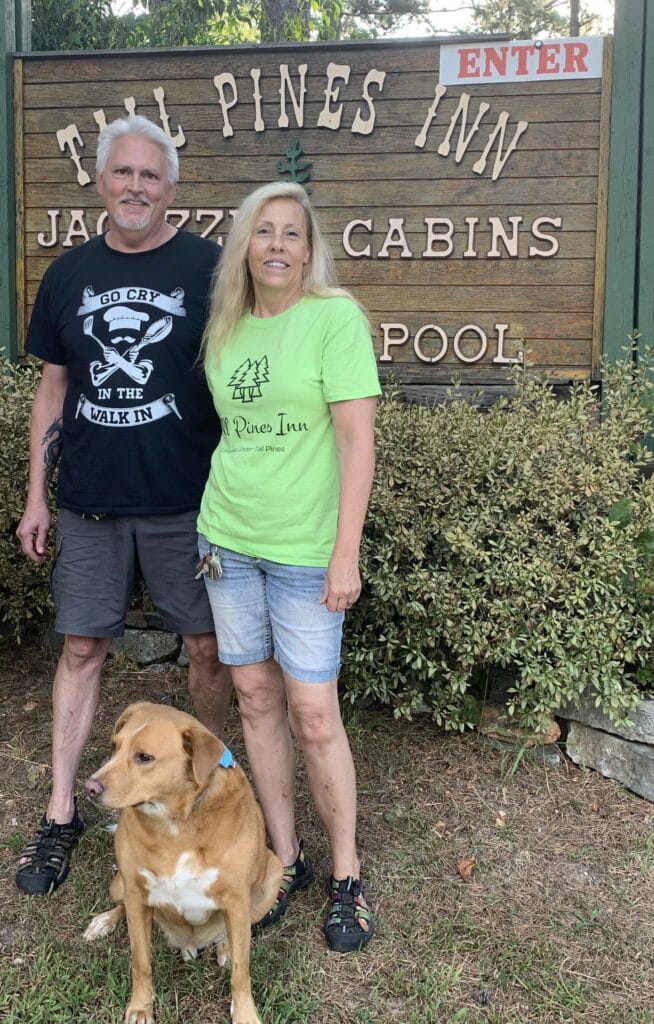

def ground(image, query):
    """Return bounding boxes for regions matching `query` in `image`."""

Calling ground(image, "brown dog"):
[83,701,283,1024]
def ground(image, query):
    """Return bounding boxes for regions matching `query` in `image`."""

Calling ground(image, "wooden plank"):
[21,93,602,132]
[24,228,599,259]
[348,260,596,287]
[19,61,603,88]
[21,177,600,208]
[21,72,602,109]
[380,381,576,407]
[24,253,595,287]
[23,278,592,313]
[23,119,603,157]
[362,311,594,339]
[329,284,594,311]
[19,44,466,81]
[23,203,601,235]
[22,147,600,183]
[377,363,591,383]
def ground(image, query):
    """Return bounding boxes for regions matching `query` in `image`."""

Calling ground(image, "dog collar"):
[218,746,236,768]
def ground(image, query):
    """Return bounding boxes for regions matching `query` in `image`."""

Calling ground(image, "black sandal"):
[15,801,85,895]
[256,840,314,928]
[324,876,374,952]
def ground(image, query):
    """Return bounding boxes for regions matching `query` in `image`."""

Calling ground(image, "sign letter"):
[352,69,386,135]
[213,73,238,138]
[278,64,308,129]
[317,63,351,130]
[56,125,90,186]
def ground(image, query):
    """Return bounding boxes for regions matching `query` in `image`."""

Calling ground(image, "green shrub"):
[342,350,654,730]
[0,356,52,642]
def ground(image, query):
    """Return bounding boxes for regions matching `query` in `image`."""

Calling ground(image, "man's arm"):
[16,362,68,564]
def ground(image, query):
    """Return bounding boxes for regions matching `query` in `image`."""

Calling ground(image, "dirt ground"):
[1,641,654,1024]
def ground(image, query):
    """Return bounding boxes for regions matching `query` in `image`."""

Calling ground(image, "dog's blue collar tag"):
[218,746,236,768]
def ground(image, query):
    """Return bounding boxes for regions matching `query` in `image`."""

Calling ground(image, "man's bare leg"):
[48,635,111,823]
[16,634,111,893]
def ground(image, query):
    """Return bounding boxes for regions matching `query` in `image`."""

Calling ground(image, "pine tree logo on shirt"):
[229,356,270,402]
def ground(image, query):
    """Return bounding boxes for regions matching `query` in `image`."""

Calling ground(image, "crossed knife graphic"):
[84,314,173,386]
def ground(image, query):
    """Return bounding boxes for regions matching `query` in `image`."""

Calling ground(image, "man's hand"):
[16,502,51,564]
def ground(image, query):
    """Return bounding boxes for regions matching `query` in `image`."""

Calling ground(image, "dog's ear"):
[182,726,223,789]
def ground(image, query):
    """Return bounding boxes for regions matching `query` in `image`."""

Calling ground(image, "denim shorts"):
[198,539,344,683]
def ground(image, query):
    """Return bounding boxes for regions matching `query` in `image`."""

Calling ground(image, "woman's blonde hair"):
[202,181,356,364]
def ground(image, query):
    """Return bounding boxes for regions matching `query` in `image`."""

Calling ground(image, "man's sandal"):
[324,876,374,952]
[256,840,314,928]
[15,801,85,896]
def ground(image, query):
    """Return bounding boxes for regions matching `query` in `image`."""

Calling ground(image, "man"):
[15,115,231,896]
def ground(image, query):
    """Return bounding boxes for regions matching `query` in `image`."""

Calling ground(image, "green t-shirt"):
[198,295,381,566]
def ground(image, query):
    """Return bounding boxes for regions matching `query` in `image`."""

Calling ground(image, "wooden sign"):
[15,37,610,399]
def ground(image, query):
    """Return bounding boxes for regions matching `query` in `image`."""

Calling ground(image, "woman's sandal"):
[324,876,374,952]
[256,840,314,928]
[15,801,85,896]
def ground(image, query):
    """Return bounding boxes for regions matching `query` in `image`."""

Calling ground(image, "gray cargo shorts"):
[51,508,214,637]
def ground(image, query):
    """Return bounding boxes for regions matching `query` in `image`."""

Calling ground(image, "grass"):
[1,642,654,1023]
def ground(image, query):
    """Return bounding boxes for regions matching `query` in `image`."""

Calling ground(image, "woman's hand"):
[320,552,362,612]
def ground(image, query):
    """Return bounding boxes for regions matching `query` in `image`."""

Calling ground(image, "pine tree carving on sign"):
[277,137,312,185]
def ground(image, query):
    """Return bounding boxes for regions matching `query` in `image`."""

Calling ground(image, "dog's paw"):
[181,946,199,963]
[215,938,230,968]
[230,998,262,1024]
[83,909,121,942]
[124,1004,154,1024]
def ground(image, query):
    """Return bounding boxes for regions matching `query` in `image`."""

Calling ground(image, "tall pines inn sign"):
[16,35,609,398]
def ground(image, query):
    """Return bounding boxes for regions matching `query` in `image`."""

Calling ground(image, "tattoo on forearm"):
[42,417,63,483]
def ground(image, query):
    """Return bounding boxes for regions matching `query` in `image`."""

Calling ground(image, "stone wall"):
[559,699,654,803]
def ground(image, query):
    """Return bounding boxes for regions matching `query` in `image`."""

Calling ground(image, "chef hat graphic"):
[103,306,150,332]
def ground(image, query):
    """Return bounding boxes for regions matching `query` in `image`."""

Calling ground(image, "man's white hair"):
[96,115,179,184]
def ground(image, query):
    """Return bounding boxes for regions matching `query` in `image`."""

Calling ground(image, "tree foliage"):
[31,0,259,50]
[464,0,605,37]
[31,0,126,51]
[314,0,436,41]
[31,0,609,48]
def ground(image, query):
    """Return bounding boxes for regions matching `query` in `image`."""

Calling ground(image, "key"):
[194,551,222,581]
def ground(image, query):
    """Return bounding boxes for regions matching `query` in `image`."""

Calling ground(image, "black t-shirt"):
[26,231,221,515]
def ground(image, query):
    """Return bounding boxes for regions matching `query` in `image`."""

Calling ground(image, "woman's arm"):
[321,396,377,613]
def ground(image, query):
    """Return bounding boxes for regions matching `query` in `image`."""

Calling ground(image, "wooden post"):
[638,2,654,349]
[0,1,30,361]
[603,0,647,363]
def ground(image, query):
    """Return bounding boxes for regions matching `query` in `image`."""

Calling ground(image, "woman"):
[197,181,380,953]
